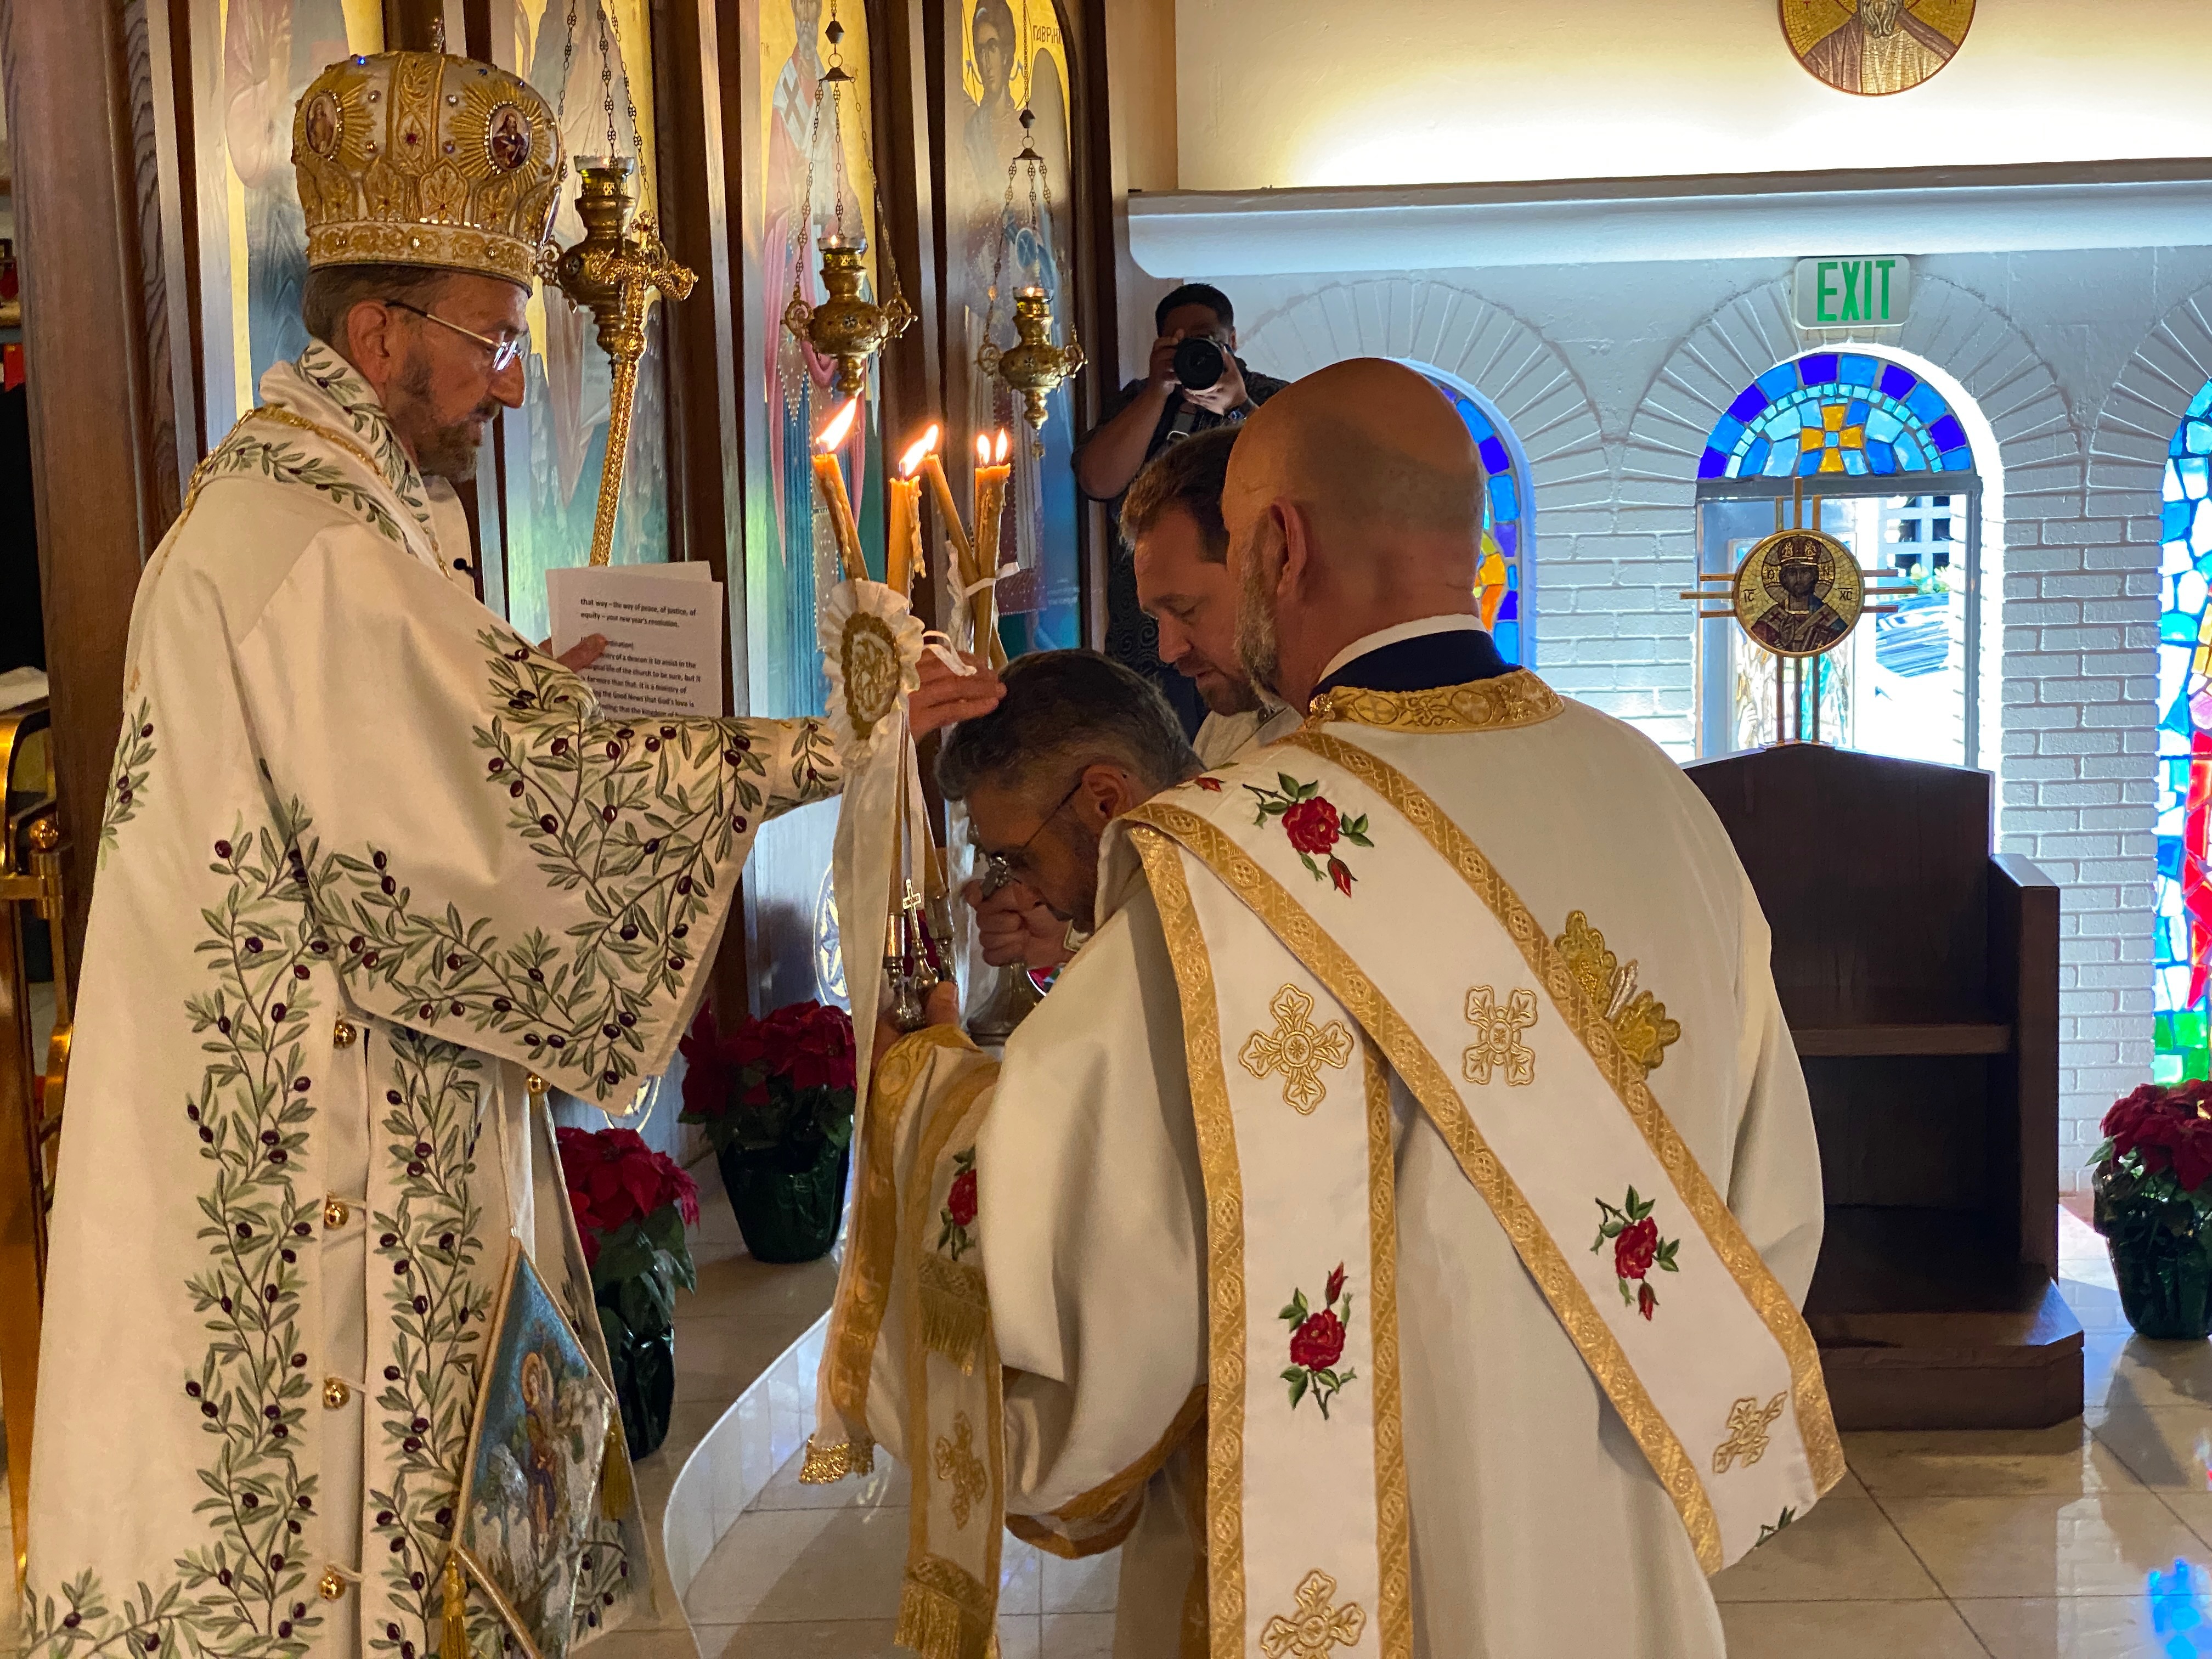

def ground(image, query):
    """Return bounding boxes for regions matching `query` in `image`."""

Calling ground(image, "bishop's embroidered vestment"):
[22,344,839,1659]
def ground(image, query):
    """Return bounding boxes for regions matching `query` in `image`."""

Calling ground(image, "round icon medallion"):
[303,90,343,159]
[1731,528,1866,659]
[1779,0,1973,97]
[485,102,533,172]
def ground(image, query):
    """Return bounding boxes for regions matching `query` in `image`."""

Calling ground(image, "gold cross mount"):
[1711,1391,1788,1475]
[1463,985,1538,1087]
[1260,1569,1367,1659]
[575,216,696,362]
[1238,983,1354,1115]
[932,1410,989,1530]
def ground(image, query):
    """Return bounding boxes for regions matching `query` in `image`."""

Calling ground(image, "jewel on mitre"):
[818,579,926,762]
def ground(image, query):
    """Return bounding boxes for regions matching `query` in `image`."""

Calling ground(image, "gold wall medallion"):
[933,1410,989,1530]
[1780,0,1973,97]
[1713,1392,1790,1474]
[1462,985,1537,1087]
[1239,984,1354,1115]
[1260,1570,1367,1658]
[1554,912,1682,1077]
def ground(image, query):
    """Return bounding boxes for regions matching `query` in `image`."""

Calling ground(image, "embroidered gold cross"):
[1462,985,1538,1086]
[933,1410,989,1529]
[1555,910,1682,1077]
[1712,1392,1788,1474]
[1239,984,1354,1115]
[1260,1569,1367,1658]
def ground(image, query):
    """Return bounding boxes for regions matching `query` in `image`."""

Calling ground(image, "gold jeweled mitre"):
[291,50,565,288]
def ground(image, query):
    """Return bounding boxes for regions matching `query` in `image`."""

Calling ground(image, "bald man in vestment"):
[806,360,1840,1659]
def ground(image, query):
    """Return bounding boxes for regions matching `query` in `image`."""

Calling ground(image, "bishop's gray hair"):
[935,650,1200,803]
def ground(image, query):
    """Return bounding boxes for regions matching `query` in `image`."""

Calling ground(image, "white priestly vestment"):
[808,658,1832,1659]
[23,343,839,1659]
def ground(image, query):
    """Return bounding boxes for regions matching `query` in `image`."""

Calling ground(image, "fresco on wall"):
[491,0,671,644]
[947,0,1080,655]
[1780,0,1973,97]
[191,0,380,439]
[741,0,890,1010]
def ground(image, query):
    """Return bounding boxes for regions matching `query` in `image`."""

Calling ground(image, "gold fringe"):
[800,1432,877,1484]
[918,1252,990,1374]
[895,1562,996,1659]
[439,1555,469,1659]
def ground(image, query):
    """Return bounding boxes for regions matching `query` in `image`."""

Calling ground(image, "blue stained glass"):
[2164,611,2199,642]
[2166,500,2193,539]
[2162,839,2187,879]
[2191,422,2212,457]
[1702,352,1973,483]
[2183,457,2211,499]
[2155,380,2212,1082]
[2192,383,2212,420]
[1411,367,1531,666]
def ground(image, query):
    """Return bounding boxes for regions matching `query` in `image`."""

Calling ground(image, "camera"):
[1172,335,1227,392]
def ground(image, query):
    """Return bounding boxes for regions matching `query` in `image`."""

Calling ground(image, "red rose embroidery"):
[1614,1216,1658,1281]
[947,1166,979,1229]
[1281,797,1341,856]
[1193,776,1224,793]
[1290,1309,1345,1371]
[1279,1262,1358,1419]
[936,1148,979,1261]
[1592,1187,1679,1319]
[1246,775,1374,894]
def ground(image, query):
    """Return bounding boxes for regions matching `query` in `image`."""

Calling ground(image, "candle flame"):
[976,432,992,464]
[993,429,1011,464]
[920,421,941,454]
[815,397,860,453]
[899,434,932,477]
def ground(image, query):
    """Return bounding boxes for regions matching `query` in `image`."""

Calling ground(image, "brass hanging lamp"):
[978,108,1084,431]
[542,2,696,568]
[781,1,915,400]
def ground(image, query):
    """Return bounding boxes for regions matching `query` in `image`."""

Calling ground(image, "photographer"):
[1078,283,1287,733]
[1074,283,1288,509]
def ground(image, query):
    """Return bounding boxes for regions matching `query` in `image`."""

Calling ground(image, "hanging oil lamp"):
[543,4,695,567]
[978,108,1084,431]
[780,1,915,399]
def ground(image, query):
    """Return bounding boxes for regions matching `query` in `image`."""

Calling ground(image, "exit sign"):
[1792,256,1912,329]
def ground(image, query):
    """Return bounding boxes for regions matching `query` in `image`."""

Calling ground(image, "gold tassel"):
[599,1419,634,1520]
[800,1432,876,1484]
[439,1554,470,1659]
[895,1574,994,1659]
[917,1255,989,1374]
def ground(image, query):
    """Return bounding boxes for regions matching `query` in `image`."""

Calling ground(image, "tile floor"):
[684,1207,2212,1658]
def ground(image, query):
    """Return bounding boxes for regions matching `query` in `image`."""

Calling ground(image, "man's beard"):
[1234,535,1284,701]
[1859,0,1904,36]
[391,352,496,481]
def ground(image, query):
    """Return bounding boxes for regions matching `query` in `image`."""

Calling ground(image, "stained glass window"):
[1700,352,1974,481]
[1410,369,1529,664]
[2153,382,2212,1082]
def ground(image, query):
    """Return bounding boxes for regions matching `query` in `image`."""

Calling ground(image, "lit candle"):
[811,397,865,584]
[887,433,931,597]
[970,430,1012,667]
[917,425,974,589]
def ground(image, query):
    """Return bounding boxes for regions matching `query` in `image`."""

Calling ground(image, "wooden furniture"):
[1688,743,2078,1430]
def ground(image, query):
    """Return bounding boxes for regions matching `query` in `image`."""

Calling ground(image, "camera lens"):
[1172,336,1226,392]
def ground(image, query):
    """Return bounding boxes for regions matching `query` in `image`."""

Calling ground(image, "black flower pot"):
[719,1138,850,1264]
[2096,1173,2212,1340]
[603,1308,676,1459]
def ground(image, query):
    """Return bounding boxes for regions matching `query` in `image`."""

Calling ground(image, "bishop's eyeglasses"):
[385,298,528,373]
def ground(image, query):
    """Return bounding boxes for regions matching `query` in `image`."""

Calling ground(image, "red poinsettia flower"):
[1193,776,1224,793]
[1281,797,1341,857]
[1615,1215,1659,1281]
[2102,1081,2212,1194]
[1290,1308,1346,1372]
[557,1124,699,1238]
[946,1166,979,1228]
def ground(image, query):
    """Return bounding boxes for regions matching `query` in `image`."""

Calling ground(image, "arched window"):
[2153,385,2212,1082]
[1694,352,1985,763]
[1406,365,1533,664]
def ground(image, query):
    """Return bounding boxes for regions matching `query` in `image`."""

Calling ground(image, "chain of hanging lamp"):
[978,108,1076,379]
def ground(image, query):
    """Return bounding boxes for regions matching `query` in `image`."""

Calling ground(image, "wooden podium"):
[1687,743,2080,1430]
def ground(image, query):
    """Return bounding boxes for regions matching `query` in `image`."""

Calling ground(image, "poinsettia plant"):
[678,998,858,1163]
[2091,1081,2212,1217]
[558,1125,701,1351]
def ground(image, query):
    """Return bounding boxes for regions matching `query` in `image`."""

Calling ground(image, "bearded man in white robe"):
[808,359,1838,1659]
[16,45,996,1659]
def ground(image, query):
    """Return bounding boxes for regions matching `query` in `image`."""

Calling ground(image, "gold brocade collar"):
[1305,669,1564,733]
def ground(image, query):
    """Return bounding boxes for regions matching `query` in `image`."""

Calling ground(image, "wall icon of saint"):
[1780,0,1972,96]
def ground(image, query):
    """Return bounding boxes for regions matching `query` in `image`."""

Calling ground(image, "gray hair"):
[936,650,1200,803]
[300,263,455,348]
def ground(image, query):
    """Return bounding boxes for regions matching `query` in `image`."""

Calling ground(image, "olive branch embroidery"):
[100,700,156,867]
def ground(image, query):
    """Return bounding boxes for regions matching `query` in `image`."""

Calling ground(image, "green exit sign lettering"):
[1792,257,1911,329]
